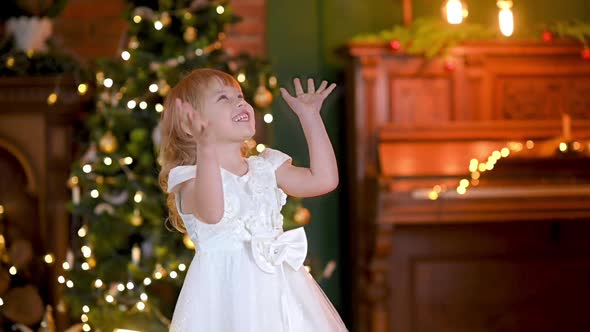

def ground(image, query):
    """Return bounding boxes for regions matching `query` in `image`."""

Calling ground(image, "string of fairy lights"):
[426,115,586,200]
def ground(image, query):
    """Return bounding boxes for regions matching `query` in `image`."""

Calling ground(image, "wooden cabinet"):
[345,41,590,332]
[0,76,88,330]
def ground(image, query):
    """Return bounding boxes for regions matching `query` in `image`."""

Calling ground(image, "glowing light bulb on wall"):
[443,0,467,24]
[497,0,514,37]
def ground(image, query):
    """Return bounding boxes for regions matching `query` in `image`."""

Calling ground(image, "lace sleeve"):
[167,165,196,193]
[259,148,292,171]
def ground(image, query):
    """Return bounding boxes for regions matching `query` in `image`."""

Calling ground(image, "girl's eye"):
[217,95,228,101]
[238,94,244,99]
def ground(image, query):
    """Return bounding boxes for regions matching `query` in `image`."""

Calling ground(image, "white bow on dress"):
[250,227,308,274]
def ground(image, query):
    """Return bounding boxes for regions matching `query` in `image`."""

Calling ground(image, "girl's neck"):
[213,142,247,173]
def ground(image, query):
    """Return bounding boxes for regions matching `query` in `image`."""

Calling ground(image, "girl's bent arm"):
[180,145,224,224]
[276,112,338,197]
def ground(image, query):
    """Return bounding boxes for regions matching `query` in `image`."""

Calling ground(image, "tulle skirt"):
[169,242,348,332]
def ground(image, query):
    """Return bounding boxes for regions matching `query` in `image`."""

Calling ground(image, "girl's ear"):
[178,111,193,137]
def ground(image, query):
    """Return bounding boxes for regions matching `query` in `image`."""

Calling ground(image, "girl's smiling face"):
[200,78,255,143]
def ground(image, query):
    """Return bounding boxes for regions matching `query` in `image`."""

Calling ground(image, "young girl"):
[159,68,347,332]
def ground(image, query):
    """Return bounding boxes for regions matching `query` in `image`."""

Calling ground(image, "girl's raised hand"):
[176,98,213,145]
[279,78,336,117]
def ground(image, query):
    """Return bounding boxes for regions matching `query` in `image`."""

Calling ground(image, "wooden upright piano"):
[345,41,590,332]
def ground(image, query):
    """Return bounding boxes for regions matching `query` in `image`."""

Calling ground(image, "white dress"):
[167,148,348,332]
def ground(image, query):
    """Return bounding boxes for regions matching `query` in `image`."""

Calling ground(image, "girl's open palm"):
[279,78,336,116]
[176,98,213,145]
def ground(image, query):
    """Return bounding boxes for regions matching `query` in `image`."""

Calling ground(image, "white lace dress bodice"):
[167,148,348,332]
[168,148,290,253]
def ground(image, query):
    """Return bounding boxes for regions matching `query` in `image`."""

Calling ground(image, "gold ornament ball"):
[254,85,273,108]
[184,27,197,42]
[294,207,311,226]
[66,176,79,189]
[130,210,143,227]
[183,234,195,250]
[128,36,139,49]
[159,80,171,96]
[99,131,118,154]
[160,12,172,26]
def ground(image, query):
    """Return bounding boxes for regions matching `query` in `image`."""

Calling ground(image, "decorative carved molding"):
[0,138,37,194]
[499,77,590,120]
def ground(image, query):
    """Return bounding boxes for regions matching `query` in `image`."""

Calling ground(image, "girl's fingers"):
[293,78,304,96]
[280,87,296,103]
[320,83,337,98]
[316,80,328,94]
[307,78,315,94]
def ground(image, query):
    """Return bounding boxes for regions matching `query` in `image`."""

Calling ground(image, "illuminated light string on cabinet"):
[426,114,585,200]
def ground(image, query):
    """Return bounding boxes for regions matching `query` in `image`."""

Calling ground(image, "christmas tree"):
[61,0,315,331]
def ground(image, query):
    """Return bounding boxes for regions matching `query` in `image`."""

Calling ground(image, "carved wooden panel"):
[390,78,451,123]
[496,77,590,120]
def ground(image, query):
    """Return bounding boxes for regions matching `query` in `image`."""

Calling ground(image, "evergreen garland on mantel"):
[350,18,590,59]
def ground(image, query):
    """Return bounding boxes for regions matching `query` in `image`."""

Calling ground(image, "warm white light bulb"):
[497,1,514,37]
[445,0,464,24]
[78,226,87,238]
[137,301,146,311]
[81,245,92,258]
[499,9,514,36]
[264,114,273,123]
[44,254,54,264]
